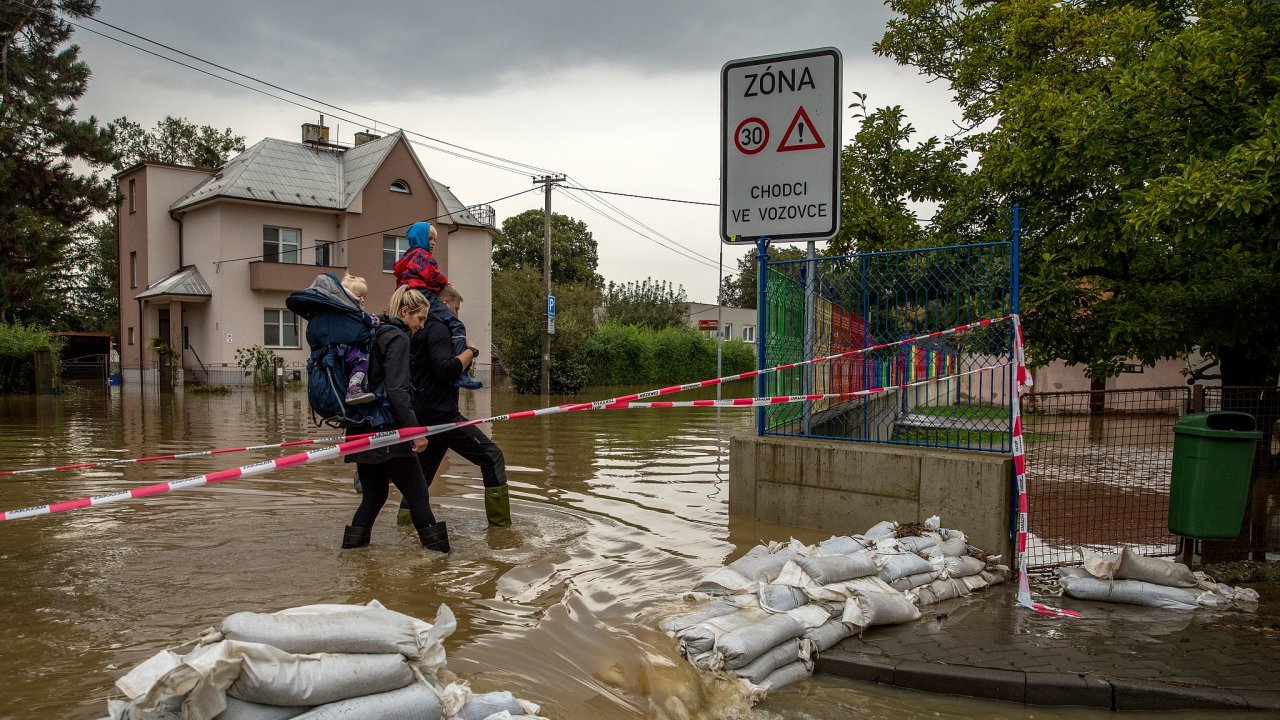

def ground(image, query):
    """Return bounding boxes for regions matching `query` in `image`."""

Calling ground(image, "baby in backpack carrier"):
[339,274,379,405]
[393,220,482,389]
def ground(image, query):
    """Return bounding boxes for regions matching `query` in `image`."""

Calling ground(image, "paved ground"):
[818,580,1280,712]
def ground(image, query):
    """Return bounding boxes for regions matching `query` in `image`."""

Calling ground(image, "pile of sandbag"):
[662,517,1010,702]
[99,601,544,720]
[1057,547,1260,611]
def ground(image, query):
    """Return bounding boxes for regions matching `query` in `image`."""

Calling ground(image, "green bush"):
[0,323,63,394]
[493,268,600,394]
[583,321,755,386]
[190,384,233,395]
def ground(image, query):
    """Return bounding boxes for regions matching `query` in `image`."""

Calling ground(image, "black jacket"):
[410,316,463,423]
[346,315,420,464]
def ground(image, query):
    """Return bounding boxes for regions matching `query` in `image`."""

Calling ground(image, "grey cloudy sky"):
[75,0,959,302]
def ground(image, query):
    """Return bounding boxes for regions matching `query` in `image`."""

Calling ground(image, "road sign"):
[721,47,841,244]
[547,295,556,319]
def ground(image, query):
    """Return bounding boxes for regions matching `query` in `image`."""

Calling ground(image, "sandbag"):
[289,682,442,720]
[911,578,970,606]
[221,606,428,658]
[759,584,808,613]
[1059,575,1201,610]
[659,602,737,634]
[803,619,854,651]
[795,551,878,585]
[1078,549,1122,579]
[717,614,805,670]
[842,590,920,628]
[731,639,804,685]
[876,553,934,582]
[455,690,525,720]
[863,521,897,539]
[934,555,986,579]
[229,652,412,707]
[214,697,310,720]
[889,571,941,592]
[757,660,813,693]
[928,536,970,558]
[678,608,768,655]
[897,533,941,553]
[727,547,796,583]
[1115,547,1198,588]
[816,536,867,556]
[692,567,754,596]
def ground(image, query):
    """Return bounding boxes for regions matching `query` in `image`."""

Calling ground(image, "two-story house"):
[117,125,495,387]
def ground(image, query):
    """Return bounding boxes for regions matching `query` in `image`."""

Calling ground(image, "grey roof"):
[135,265,212,300]
[170,132,405,213]
[430,179,490,228]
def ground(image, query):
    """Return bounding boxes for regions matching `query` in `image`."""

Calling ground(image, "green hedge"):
[0,324,62,394]
[582,322,755,386]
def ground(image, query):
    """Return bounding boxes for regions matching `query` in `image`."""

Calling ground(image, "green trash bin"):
[1168,411,1261,539]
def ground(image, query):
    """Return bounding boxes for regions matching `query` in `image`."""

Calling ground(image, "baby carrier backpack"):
[285,272,394,429]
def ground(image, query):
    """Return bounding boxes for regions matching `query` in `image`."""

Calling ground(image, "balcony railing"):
[465,204,496,227]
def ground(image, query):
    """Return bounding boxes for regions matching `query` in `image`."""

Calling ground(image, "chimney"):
[302,123,329,145]
[354,131,381,147]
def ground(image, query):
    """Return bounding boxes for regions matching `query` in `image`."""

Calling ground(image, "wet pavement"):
[819,581,1280,712]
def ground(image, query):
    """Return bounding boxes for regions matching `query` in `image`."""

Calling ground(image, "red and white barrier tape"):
[0,315,1013,479]
[1011,315,1080,618]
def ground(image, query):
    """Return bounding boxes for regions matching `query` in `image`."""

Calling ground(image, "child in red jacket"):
[394,221,482,389]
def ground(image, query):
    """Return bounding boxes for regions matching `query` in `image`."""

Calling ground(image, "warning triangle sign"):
[776,106,825,152]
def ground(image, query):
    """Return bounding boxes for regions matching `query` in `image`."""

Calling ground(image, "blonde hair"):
[438,284,463,304]
[340,274,368,298]
[388,284,429,318]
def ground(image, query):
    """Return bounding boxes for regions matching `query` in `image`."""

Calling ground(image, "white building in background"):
[117,126,495,387]
[685,302,759,343]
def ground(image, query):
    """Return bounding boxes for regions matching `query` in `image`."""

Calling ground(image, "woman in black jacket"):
[342,285,450,552]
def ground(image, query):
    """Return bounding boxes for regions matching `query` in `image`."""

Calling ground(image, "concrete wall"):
[729,434,1013,559]
[444,225,494,376]
[1032,353,1219,393]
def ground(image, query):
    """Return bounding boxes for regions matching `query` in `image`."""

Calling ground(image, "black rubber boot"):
[417,521,450,553]
[341,525,371,549]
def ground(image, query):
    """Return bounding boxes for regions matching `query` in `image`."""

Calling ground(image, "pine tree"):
[0,0,117,323]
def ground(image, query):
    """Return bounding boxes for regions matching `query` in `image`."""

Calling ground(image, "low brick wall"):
[729,434,1013,559]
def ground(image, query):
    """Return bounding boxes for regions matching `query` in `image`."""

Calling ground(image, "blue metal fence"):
[758,236,1018,453]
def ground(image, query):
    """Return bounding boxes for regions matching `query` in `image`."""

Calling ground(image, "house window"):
[128,327,135,345]
[722,322,733,340]
[129,252,137,288]
[382,234,408,272]
[263,226,301,264]
[315,241,332,266]
[263,308,299,348]
[389,179,411,194]
[742,325,755,343]
[128,178,136,213]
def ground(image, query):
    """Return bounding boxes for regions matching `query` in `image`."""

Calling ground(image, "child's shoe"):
[345,372,375,405]
[453,372,483,390]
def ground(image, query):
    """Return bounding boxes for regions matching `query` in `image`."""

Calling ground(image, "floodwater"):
[0,387,1253,719]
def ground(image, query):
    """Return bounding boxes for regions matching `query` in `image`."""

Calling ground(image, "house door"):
[157,309,170,349]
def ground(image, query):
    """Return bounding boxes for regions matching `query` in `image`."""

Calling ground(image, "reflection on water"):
[0,388,1204,720]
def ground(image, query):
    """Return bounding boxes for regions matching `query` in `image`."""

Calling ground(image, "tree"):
[0,0,117,324]
[111,115,246,170]
[493,209,603,287]
[492,268,599,394]
[601,277,687,331]
[877,0,1280,385]
[719,245,807,309]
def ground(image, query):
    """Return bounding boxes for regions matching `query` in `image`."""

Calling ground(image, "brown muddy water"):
[0,387,1249,719]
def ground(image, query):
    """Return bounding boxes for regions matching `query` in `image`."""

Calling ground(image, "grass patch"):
[189,384,233,395]
[913,403,1008,421]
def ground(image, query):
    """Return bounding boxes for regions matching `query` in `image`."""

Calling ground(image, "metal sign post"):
[720,47,842,245]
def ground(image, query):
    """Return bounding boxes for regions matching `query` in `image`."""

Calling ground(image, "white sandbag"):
[214,697,310,720]
[795,551,878,585]
[1115,547,1198,588]
[842,591,921,628]
[910,578,971,606]
[983,565,1011,584]
[229,652,412,707]
[1207,582,1260,611]
[1078,549,1122,579]
[933,555,986,579]
[732,639,805,685]
[290,682,442,720]
[961,573,991,592]
[758,584,809,613]
[221,606,428,658]
[1059,575,1201,610]
[876,553,934,582]
[455,690,525,720]
[678,608,768,655]
[816,535,867,556]
[863,521,897,539]
[757,660,813,693]
[889,571,940,592]
[659,601,737,634]
[806,575,900,603]
[727,547,797,582]
[717,614,805,670]
[803,619,855,651]
[785,604,833,629]
[926,536,970,558]
[692,567,754,595]
[897,532,941,553]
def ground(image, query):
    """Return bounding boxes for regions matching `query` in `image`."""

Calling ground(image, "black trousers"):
[353,455,436,529]
[399,414,507,509]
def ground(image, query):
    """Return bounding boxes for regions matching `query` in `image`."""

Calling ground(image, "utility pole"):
[533,174,565,397]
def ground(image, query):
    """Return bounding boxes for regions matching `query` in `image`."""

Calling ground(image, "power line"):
[567,187,719,207]
[558,188,721,272]
[565,176,720,265]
